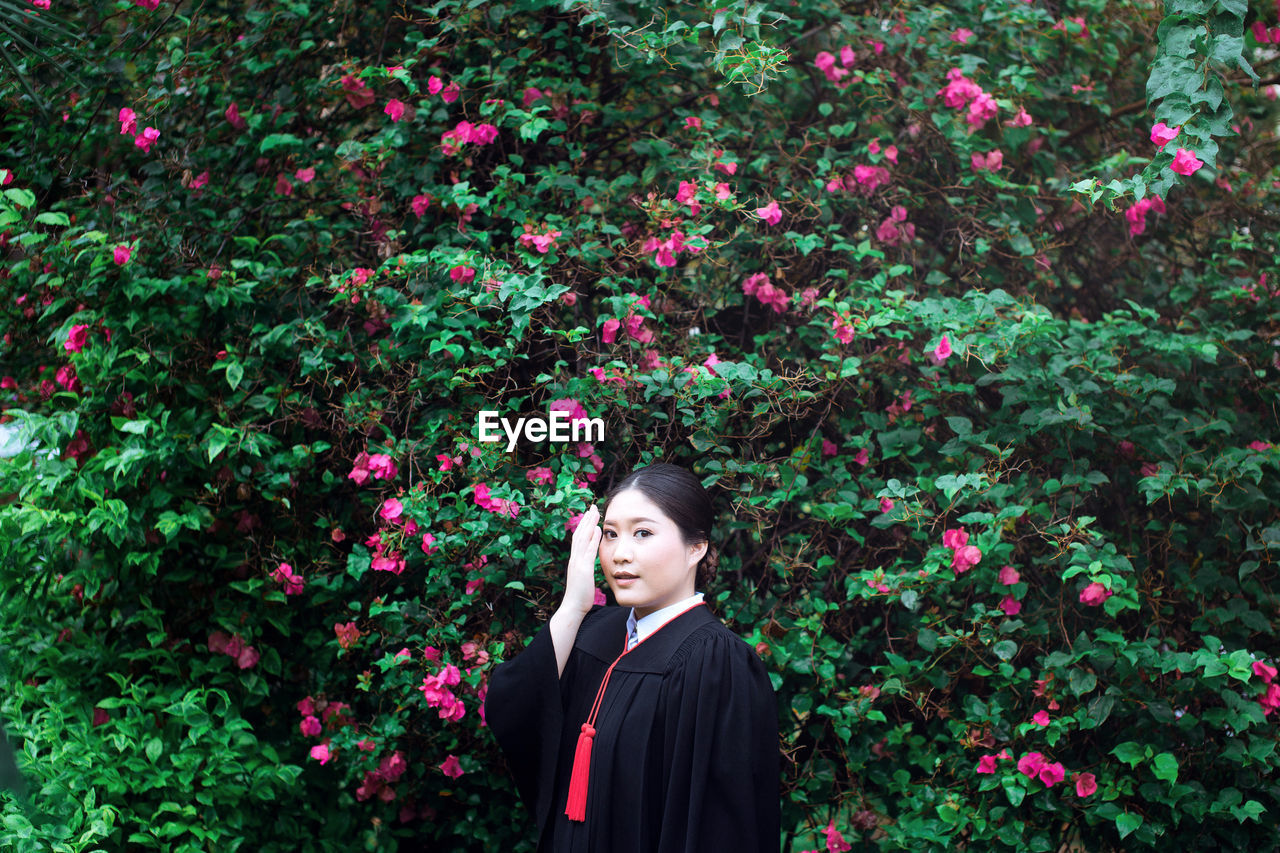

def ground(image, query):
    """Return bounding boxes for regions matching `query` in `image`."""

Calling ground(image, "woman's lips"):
[615,576,639,586]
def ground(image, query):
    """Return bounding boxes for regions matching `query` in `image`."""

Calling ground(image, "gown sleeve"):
[656,627,781,853]
[484,611,576,841]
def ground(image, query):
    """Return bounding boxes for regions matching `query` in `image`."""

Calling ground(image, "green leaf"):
[1113,741,1147,767]
[35,211,70,227]
[226,361,244,391]
[1115,811,1143,839]
[259,133,300,153]
[993,640,1018,661]
[1152,751,1179,784]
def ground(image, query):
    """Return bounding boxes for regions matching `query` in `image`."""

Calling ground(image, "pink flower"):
[1038,761,1065,787]
[450,265,475,284]
[275,173,293,196]
[685,116,702,129]
[824,820,852,852]
[310,743,331,764]
[134,127,160,153]
[1170,148,1203,175]
[237,645,260,669]
[190,171,209,190]
[594,587,608,606]
[64,324,90,353]
[380,497,403,521]
[951,28,975,44]
[132,0,160,9]
[1032,710,1050,726]
[977,754,998,774]
[118,107,137,135]
[421,532,439,555]
[942,528,969,550]
[367,453,397,480]
[1000,596,1022,616]
[300,715,321,736]
[271,563,305,595]
[999,565,1020,585]
[951,544,982,574]
[1248,440,1273,451]
[1150,122,1179,150]
[1253,661,1277,683]
[295,167,315,183]
[385,99,405,122]
[1017,752,1046,779]
[853,447,870,466]
[440,754,464,778]
[1005,107,1033,128]
[427,76,444,95]
[440,82,461,103]
[113,245,132,265]
[1260,683,1280,715]
[966,92,999,129]
[411,193,433,217]
[932,334,953,362]
[970,150,1003,172]
[879,497,894,513]
[755,200,782,225]
[527,466,554,485]
[225,102,246,130]
[1075,772,1098,797]
[1079,582,1112,606]
[821,439,837,457]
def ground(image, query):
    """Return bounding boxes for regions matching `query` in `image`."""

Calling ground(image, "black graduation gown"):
[485,603,781,853]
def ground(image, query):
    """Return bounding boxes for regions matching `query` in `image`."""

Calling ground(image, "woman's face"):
[600,488,707,620]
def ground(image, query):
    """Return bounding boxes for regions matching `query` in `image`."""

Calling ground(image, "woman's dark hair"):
[603,462,720,588]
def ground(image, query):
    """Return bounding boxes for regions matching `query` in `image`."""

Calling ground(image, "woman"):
[485,462,780,852]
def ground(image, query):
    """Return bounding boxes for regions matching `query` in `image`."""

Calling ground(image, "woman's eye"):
[635,529,651,538]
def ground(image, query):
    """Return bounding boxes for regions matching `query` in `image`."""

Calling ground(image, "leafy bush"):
[2,0,1278,850]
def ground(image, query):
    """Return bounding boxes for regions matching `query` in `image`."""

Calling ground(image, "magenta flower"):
[449,265,475,284]
[113,245,132,265]
[1017,752,1045,779]
[1032,710,1050,726]
[1038,761,1065,786]
[1075,772,1098,796]
[421,532,439,555]
[1079,582,1112,606]
[379,498,403,521]
[1000,595,1022,616]
[1170,148,1203,175]
[133,127,160,153]
[999,565,1020,585]
[824,820,852,852]
[951,544,982,574]
[1253,661,1277,682]
[932,334,953,362]
[879,497,894,513]
[309,743,331,764]
[64,324,90,353]
[1150,122,1179,150]
[384,99,405,122]
[300,715,321,736]
[367,453,397,480]
[411,193,433,217]
[118,107,137,135]
[977,754,998,774]
[951,28,975,44]
[942,528,969,549]
[295,167,315,183]
[224,102,247,130]
[755,200,782,225]
[440,754,464,779]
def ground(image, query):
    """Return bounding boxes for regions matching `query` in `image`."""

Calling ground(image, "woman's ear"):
[687,539,708,570]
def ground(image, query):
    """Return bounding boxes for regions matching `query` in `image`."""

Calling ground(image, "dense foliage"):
[2,0,1279,850]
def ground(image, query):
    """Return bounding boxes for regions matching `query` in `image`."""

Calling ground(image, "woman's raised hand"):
[563,504,602,615]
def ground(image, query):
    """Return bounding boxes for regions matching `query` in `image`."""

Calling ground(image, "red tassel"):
[564,722,596,821]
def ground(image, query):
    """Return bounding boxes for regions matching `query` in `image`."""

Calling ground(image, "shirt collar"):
[627,592,705,645]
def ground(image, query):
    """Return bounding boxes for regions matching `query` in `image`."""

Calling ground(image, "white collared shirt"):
[626,592,705,650]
